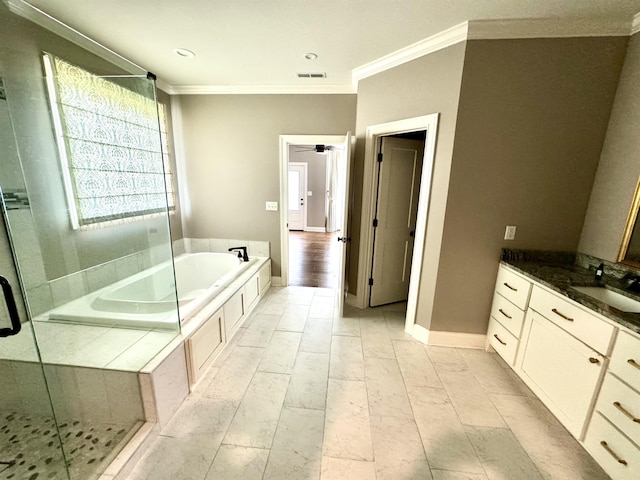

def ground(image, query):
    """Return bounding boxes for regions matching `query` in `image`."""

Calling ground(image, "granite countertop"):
[500,251,640,335]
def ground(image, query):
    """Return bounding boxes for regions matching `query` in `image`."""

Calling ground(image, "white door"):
[288,163,307,231]
[338,132,352,315]
[370,136,425,307]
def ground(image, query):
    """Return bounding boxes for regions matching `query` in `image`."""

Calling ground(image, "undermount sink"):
[571,286,640,313]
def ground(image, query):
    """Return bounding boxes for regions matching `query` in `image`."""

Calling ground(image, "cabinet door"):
[521,311,606,438]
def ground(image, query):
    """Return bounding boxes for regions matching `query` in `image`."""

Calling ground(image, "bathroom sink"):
[571,286,640,313]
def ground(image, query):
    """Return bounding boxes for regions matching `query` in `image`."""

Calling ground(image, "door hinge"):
[373,219,378,228]
[368,278,374,286]
[377,153,383,163]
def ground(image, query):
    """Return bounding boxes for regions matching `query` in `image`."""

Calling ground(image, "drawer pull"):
[503,282,517,292]
[599,441,628,466]
[613,401,640,423]
[628,358,640,370]
[493,334,507,346]
[588,357,600,364]
[551,308,574,322]
[498,308,512,319]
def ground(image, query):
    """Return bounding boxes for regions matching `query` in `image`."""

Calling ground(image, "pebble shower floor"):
[0,411,132,480]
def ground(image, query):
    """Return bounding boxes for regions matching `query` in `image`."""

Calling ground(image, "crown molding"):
[632,12,640,35]
[167,84,356,95]
[352,22,469,89]
[467,18,632,40]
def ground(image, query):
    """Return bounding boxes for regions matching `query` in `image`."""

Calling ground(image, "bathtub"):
[45,252,256,330]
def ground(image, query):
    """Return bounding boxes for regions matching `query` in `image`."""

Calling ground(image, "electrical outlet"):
[504,225,517,240]
[265,201,278,211]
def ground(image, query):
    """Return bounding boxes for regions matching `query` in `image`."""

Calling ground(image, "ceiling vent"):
[297,73,326,78]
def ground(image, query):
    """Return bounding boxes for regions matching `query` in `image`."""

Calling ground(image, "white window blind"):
[43,53,175,229]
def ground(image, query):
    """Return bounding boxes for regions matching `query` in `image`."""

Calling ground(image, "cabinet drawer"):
[494,266,532,309]
[487,317,519,366]
[610,331,640,392]
[596,373,640,447]
[187,309,223,385]
[224,290,245,338]
[520,311,606,438]
[585,413,640,480]
[490,293,525,337]
[529,285,615,355]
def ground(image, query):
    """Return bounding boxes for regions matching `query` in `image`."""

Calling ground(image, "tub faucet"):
[229,246,249,262]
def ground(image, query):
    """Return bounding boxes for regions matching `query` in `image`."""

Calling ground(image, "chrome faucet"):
[228,246,249,262]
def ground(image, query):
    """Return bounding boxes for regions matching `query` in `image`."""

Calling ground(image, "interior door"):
[288,162,307,231]
[338,132,352,315]
[370,136,425,307]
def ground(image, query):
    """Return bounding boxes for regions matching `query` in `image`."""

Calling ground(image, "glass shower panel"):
[1,77,71,480]
[1,66,179,480]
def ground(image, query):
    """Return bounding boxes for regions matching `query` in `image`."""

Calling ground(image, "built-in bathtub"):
[45,252,256,329]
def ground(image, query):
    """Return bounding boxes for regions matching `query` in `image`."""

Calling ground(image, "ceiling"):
[18,0,640,92]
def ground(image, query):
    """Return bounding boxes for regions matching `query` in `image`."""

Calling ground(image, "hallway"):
[288,232,341,288]
[124,286,607,480]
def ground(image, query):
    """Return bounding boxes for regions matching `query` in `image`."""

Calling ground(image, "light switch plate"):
[266,201,278,211]
[307,191,313,196]
[504,225,517,240]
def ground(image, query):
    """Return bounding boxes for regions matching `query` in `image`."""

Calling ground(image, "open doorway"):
[279,135,349,292]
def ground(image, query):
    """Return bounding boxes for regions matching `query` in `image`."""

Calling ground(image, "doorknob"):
[337,237,351,243]
[0,275,21,337]
[409,231,415,237]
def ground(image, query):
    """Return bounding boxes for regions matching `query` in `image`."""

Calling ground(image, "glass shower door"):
[1,77,71,479]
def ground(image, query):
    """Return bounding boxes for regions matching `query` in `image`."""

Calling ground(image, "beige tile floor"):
[125,286,610,480]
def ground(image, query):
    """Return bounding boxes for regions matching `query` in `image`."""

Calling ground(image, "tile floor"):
[124,286,610,480]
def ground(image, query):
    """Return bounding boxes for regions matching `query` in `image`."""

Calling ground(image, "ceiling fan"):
[293,144,338,153]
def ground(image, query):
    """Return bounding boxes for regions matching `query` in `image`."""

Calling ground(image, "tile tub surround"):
[500,249,640,334]
[176,237,270,258]
[121,286,608,480]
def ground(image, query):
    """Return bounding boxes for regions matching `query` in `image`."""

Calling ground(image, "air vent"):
[297,73,327,78]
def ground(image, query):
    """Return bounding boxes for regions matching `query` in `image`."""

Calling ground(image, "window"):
[43,53,175,229]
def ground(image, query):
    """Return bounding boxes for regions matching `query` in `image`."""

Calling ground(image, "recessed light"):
[304,53,318,60]
[174,48,195,58]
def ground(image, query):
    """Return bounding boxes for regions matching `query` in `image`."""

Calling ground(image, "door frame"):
[287,162,308,231]
[355,114,439,335]
[279,135,347,287]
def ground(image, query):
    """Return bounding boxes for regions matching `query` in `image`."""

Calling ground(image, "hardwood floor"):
[288,231,341,288]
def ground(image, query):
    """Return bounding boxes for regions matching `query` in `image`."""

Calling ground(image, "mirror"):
[618,177,640,267]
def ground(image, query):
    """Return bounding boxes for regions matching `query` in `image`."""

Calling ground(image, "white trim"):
[279,135,347,287]
[270,276,283,287]
[346,292,358,308]
[633,12,640,35]
[168,84,355,95]
[467,18,632,40]
[352,22,468,89]
[427,331,487,349]
[410,323,431,345]
[304,227,326,233]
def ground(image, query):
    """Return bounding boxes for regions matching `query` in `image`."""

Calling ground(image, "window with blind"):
[43,53,175,229]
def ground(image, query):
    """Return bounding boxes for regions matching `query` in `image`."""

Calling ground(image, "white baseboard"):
[411,323,430,344]
[345,293,359,308]
[428,331,487,349]
[270,276,283,286]
[304,227,326,233]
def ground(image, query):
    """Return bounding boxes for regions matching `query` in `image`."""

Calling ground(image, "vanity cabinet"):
[584,331,640,479]
[486,265,532,365]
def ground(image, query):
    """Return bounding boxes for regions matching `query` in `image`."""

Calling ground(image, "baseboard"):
[410,323,431,344]
[304,227,326,233]
[345,293,359,308]
[270,276,283,286]
[428,331,487,348]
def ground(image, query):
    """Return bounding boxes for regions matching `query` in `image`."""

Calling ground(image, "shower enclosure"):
[0,55,179,480]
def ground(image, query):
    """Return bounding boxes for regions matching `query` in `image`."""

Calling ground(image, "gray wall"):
[579,33,640,261]
[430,37,627,334]
[351,42,468,326]
[0,3,181,284]
[288,147,328,230]
[176,94,357,276]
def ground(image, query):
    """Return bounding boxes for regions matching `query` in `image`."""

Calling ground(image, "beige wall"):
[430,37,627,333]
[0,4,180,282]
[176,94,356,276]
[579,33,640,262]
[351,42,468,321]
[289,147,328,230]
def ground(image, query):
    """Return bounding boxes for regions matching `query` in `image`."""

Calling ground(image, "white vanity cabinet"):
[486,265,532,365]
[584,330,640,479]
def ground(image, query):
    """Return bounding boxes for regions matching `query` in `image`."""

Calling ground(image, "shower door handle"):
[0,275,21,337]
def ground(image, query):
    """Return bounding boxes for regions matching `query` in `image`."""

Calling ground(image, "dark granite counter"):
[500,250,640,335]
